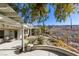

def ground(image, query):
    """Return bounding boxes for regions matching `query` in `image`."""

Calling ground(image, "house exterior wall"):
[0,29,20,43]
[17,29,22,40]
[4,30,16,40]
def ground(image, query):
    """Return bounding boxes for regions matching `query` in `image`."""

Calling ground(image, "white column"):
[28,29,31,36]
[22,25,25,52]
[28,29,29,36]
[30,29,32,36]
[11,30,15,40]
[4,30,9,36]
[17,29,21,40]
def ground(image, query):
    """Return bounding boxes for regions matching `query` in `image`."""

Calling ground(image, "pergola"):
[0,14,21,29]
[0,3,39,52]
[0,4,22,22]
[0,3,22,29]
[0,3,26,51]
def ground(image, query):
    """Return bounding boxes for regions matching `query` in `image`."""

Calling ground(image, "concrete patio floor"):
[0,40,22,49]
[0,40,58,56]
[0,50,58,56]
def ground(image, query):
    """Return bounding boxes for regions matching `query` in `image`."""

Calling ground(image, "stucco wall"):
[4,30,15,39]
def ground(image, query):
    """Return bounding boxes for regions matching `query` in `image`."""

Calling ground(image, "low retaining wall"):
[31,45,79,56]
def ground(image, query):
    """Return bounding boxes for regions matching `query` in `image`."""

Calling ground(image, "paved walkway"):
[0,50,58,56]
[0,40,58,56]
[0,40,21,49]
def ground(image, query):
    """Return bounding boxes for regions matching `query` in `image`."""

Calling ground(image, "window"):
[0,30,4,38]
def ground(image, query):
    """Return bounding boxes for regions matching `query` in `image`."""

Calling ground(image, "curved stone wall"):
[31,45,79,56]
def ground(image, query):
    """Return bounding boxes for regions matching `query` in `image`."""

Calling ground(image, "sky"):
[46,6,79,25]
[33,5,79,26]
[34,4,79,25]
[18,4,79,26]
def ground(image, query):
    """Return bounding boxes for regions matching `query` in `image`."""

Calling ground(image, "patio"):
[0,39,58,56]
[0,40,21,49]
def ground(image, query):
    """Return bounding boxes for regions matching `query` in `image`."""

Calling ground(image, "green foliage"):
[37,36,43,45]
[52,3,76,22]
[10,3,49,24]
[39,26,47,34]
[8,3,19,13]
[9,3,77,24]
[30,4,49,23]
[22,7,27,16]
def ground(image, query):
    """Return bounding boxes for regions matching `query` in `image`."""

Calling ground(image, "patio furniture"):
[4,35,10,42]
[14,46,23,54]
[14,44,34,54]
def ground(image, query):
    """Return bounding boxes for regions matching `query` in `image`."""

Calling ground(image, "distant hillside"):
[47,25,79,29]
[34,25,79,30]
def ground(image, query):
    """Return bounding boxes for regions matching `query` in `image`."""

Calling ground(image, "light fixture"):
[0,7,8,9]
[0,16,3,19]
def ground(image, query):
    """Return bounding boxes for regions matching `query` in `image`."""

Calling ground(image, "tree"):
[30,4,49,34]
[51,4,78,45]
[52,4,76,29]
[9,3,77,26]
[9,3,49,23]
[9,3,78,46]
[9,3,50,51]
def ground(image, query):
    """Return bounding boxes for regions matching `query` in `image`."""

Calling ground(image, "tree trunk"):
[69,15,72,29]
[43,21,45,34]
